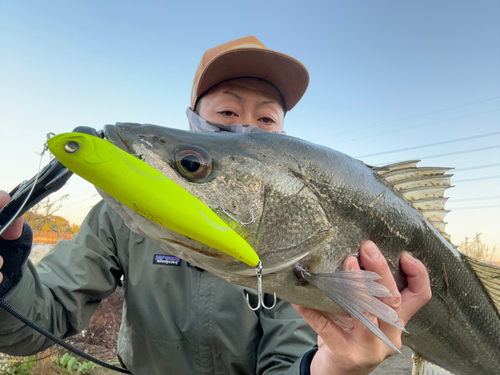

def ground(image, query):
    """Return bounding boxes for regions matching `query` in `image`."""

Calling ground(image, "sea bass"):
[61,124,500,374]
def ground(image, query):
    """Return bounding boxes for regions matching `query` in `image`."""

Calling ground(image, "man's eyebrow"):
[222,91,278,107]
[257,100,277,107]
[223,90,242,100]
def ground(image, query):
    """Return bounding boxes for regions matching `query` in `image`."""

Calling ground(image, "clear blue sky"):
[1,0,499,249]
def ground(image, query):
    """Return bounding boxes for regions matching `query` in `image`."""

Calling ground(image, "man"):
[0,36,431,374]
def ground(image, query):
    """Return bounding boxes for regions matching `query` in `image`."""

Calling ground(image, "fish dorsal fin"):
[374,161,453,241]
[372,160,421,175]
[383,167,452,182]
[462,253,500,314]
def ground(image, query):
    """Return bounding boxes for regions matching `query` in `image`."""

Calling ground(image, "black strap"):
[0,297,131,373]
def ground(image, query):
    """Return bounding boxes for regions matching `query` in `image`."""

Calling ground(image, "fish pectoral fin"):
[300,269,405,354]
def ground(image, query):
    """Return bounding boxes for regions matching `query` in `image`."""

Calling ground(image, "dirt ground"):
[66,287,124,363]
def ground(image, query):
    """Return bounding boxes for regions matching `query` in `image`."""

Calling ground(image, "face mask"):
[186,108,286,135]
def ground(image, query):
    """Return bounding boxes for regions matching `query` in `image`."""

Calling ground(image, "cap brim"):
[196,49,309,111]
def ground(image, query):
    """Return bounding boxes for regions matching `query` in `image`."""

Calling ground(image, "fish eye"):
[174,146,212,182]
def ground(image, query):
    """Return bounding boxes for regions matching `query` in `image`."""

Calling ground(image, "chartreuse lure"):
[47,132,259,267]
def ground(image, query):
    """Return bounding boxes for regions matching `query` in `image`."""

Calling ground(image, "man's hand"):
[0,190,25,284]
[293,241,431,375]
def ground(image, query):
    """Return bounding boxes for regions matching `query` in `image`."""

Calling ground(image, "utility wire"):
[453,163,500,172]
[450,196,500,202]
[312,96,500,141]
[453,175,500,183]
[379,145,500,165]
[355,131,500,158]
[62,193,100,208]
[448,205,500,211]
[325,108,500,147]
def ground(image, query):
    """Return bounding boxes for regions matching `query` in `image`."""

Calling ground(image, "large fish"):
[60,124,500,374]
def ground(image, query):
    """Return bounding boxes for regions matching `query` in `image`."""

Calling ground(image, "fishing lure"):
[47,132,259,267]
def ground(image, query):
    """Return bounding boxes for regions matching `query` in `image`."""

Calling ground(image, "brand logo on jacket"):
[153,255,181,266]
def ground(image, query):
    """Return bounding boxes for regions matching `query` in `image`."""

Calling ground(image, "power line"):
[453,175,500,183]
[312,96,500,141]
[454,163,500,172]
[450,196,500,202]
[379,145,500,165]
[62,194,100,209]
[326,108,500,147]
[355,131,500,158]
[449,205,500,211]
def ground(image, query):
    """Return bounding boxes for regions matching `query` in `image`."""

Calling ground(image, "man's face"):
[197,78,285,132]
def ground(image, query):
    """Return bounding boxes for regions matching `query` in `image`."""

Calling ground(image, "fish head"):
[104,123,334,276]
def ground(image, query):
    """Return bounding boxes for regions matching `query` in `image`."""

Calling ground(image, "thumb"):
[0,190,24,240]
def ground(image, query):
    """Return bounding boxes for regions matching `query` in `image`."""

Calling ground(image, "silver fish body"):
[103,123,500,374]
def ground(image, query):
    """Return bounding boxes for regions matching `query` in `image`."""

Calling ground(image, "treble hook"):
[245,260,277,311]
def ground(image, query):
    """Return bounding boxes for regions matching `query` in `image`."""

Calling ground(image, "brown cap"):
[191,36,309,112]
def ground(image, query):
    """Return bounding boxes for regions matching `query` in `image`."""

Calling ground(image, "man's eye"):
[220,111,236,117]
[259,117,275,124]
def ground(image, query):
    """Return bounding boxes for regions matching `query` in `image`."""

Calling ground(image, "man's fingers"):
[293,304,350,348]
[400,252,430,292]
[399,251,432,321]
[342,257,387,345]
[343,255,360,271]
[0,190,24,240]
[342,245,403,350]
[359,241,402,309]
[0,190,11,206]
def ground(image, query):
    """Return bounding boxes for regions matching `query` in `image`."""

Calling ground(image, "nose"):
[239,113,272,130]
[238,113,258,128]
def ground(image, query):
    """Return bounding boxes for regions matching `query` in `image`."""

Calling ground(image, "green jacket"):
[0,201,317,374]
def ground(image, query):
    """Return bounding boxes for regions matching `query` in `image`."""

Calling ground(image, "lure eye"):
[64,141,79,153]
[174,146,212,182]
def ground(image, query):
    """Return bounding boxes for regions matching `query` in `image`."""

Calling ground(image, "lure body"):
[47,132,259,267]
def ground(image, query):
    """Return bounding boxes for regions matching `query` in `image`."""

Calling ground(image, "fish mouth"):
[103,124,133,153]
[159,234,311,277]
[159,237,232,262]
